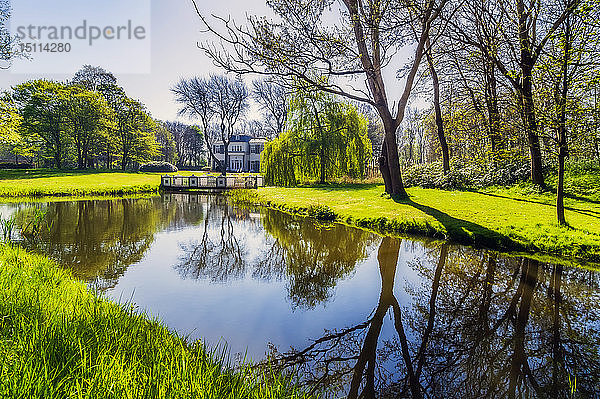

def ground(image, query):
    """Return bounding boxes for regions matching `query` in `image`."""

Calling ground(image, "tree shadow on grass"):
[476,191,600,220]
[565,193,600,206]
[395,196,521,251]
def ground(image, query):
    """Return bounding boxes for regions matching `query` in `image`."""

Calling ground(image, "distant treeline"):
[0,65,205,170]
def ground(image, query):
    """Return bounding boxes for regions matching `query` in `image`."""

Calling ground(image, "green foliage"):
[261,89,372,186]
[402,159,531,190]
[0,214,16,243]
[64,85,113,168]
[260,210,375,309]
[0,244,311,398]
[12,80,73,167]
[8,76,167,170]
[0,94,29,161]
[99,85,160,170]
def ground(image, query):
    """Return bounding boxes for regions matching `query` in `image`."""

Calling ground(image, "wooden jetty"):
[160,174,264,192]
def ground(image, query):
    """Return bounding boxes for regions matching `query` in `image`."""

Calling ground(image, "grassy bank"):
[231,185,600,264]
[0,169,208,198]
[0,244,308,398]
[0,169,169,198]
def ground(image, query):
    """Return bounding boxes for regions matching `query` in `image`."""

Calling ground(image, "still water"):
[3,194,600,398]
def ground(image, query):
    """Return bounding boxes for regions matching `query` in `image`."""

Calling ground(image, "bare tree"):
[172,77,221,171]
[252,78,288,138]
[164,121,205,168]
[208,75,249,175]
[173,75,249,175]
[192,0,450,197]
[72,65,117,91]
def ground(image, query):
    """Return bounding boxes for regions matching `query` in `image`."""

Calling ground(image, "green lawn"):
[0,244,308,398]
[0,169,199,197]
[250,184,600,264]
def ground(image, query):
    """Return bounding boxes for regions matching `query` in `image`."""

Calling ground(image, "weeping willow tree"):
[261,89,372,186]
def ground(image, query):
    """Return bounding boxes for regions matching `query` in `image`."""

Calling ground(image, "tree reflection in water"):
[177,195,250,282]
[177,202,377,309]
[16,196,203,290]
[262,238,600,398]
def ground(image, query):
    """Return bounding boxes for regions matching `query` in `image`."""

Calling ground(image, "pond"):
[2,194,599,398]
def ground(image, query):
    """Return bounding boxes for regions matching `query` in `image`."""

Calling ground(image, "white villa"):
[211,135,268,173]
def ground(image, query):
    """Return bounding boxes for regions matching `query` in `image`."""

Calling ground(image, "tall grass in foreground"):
[0,244,311,399]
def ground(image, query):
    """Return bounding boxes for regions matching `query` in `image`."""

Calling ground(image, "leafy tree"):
[64,86,112,169]
[262,90,372,186]
[0,93,32,163]
[153,120,178,165]
[99,85,159,170]
[13,80,72,168]
[447,0,584,188]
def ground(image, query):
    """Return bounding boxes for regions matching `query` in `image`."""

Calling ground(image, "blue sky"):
[1,0,271,121]
[1,0,421,123]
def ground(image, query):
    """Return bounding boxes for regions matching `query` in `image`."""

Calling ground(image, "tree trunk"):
[595,136,600,167]
[484,59,502,163]
[55,146,62,169]
[517,0,546,189]
[521,73,546,188]
[556,151,566,225]
[556,15,571,226]
[77,145,84,169]
[379,119,408,198]
[223,140,229,176]
[379,140,392,191]
[425,41,450,174]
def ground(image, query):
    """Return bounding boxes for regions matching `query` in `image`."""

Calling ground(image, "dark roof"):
[230,135,253,143]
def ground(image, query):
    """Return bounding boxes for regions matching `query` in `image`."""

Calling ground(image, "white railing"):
[161,174,264,190]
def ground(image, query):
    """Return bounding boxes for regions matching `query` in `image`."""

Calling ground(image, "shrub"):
[306,204,337,221]
[402,159,531,190]
[139,161,178,173]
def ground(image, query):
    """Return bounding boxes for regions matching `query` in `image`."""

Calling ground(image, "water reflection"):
[5,194,600,397]
[176,196,377,308]
[265,239,600,398]
[16,197,203,289]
